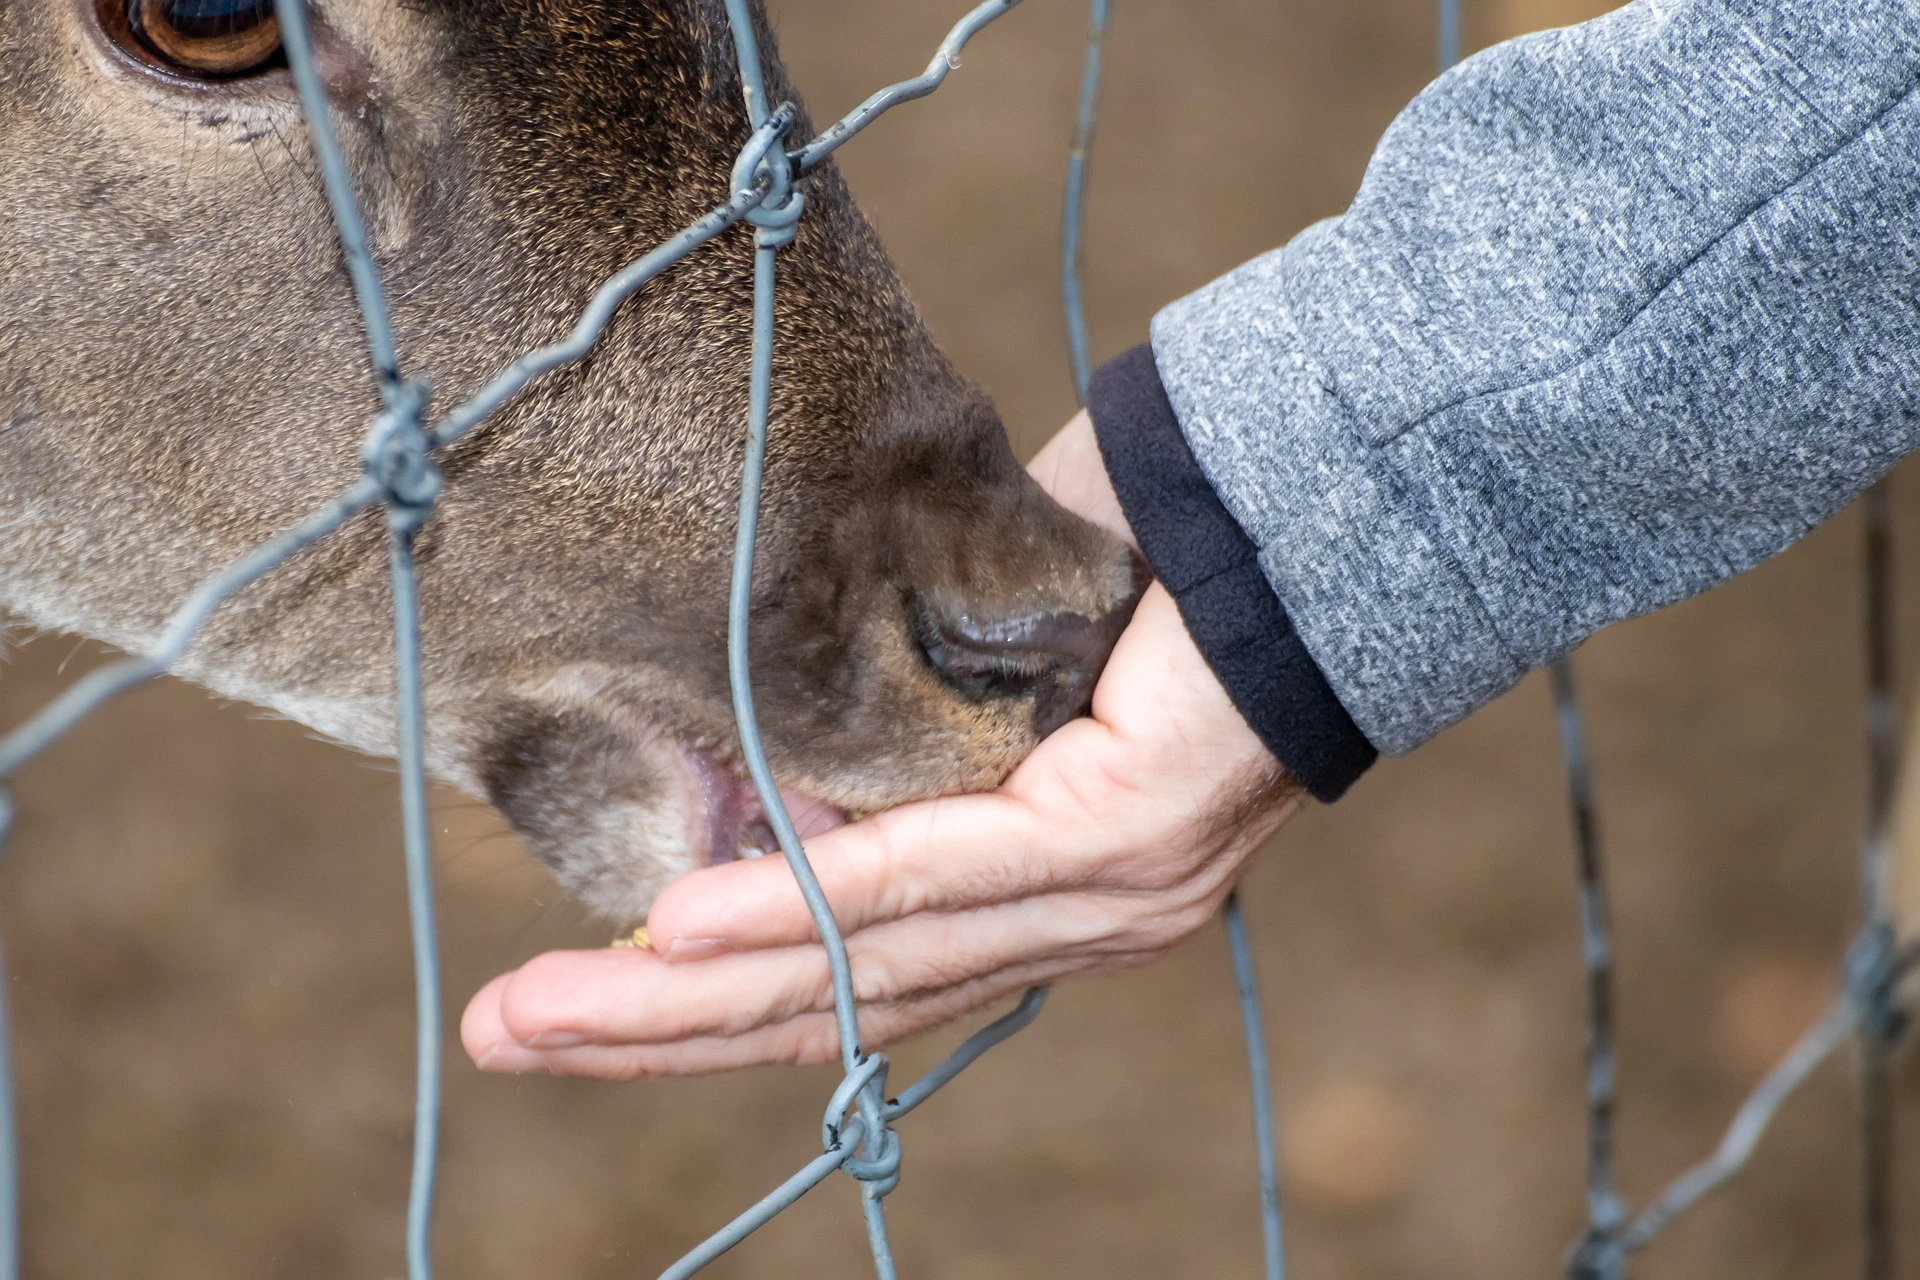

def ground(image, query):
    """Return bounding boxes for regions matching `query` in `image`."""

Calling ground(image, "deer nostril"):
[911,578,1143,739]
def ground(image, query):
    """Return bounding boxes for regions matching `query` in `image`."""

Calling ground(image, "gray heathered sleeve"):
[1150,0,1920,755]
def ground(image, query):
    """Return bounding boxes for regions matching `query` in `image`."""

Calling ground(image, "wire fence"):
[0,2,1910,1278]
[0,1,1276,1277]
[1424,8,1920,1269]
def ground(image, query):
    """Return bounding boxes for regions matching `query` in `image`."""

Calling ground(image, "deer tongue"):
[682,743,847,865]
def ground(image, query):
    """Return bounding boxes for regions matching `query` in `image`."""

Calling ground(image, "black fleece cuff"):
[1087,343,1376,802]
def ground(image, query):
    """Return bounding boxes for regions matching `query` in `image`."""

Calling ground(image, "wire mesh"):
[1430,29,1918,1280]
[0,1,1281,1276]
[1056,10,1287,1269]
[0,2,1910,1278]
[1547,485,1917,1279]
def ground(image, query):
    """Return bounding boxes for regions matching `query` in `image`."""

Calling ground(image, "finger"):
[471,963,1083,1081]
[469,1003,846,1078]
[646,750,1120,955]
[836,887,1220,1015]
[650,751,1273,961]
[479,944,835,1049]
[474,891,1150,1052]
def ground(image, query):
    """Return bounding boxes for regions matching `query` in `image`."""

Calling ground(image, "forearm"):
[1099,0,1920,771]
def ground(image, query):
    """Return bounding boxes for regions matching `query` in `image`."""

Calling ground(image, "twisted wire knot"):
[842,1126,902,1199]
[361,380,440,534]
[1565,1231,1627,1280]
[731,102,805,248]
[1848,918,1907,1042]
[823,1053,903,1199]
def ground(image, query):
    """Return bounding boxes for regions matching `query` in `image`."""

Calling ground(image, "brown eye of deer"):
[106,0,284,79]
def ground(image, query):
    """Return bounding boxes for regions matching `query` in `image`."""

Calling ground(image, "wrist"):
[1086,343,1376,802]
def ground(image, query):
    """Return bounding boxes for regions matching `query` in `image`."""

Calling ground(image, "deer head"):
[0,0,1142,917]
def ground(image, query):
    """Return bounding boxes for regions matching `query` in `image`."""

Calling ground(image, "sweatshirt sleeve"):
[1116,0,1920,759]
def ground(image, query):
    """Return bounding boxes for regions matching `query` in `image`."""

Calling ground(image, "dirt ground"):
[3,0,1916,1276]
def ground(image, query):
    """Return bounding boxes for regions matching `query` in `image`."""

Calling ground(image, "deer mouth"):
[477,680,854,911]
[679,742,848,866]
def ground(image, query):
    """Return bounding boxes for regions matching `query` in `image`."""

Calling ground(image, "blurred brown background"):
[4,0,1916,1275]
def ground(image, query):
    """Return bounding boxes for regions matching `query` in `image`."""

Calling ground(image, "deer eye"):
[104,0,285,80]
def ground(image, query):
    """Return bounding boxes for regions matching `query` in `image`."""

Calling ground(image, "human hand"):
[461,411,1301,1078]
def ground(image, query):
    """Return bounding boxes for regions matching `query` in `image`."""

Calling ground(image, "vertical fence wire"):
[718,1,906,1270]
[1057,7,1285,1271]
[1062,0,1109,404]
[389,511,445,1280]
[1436,0,1461,75]
[1431,14,1632,1272]
[275,2,447,1272]
[1418,0,1635,1255]
[0,795,12,1280]
[1553,657,1626,1280]
[1856,477,1900,1280]
[1225,894,1288,1280]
